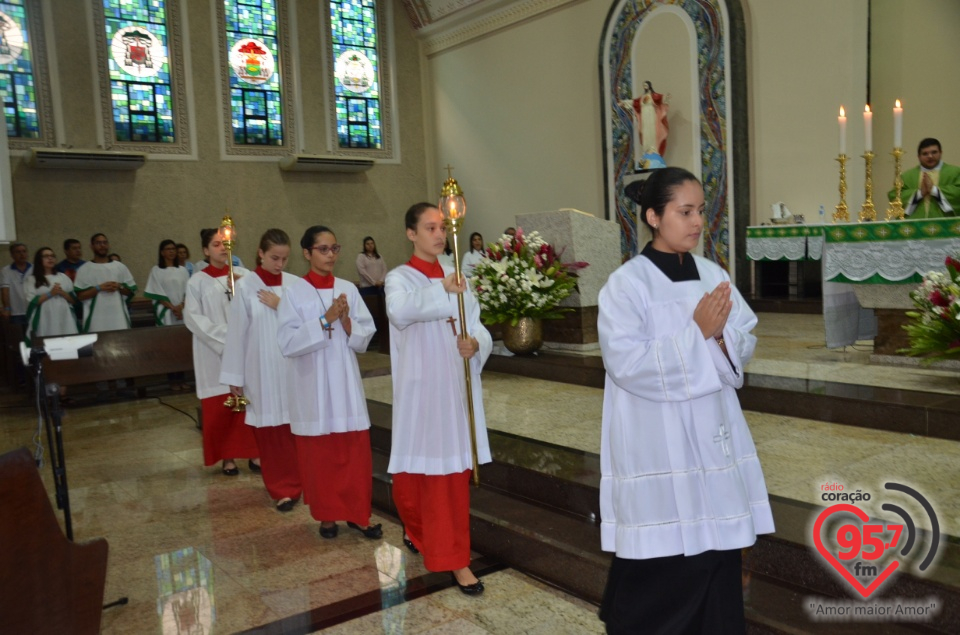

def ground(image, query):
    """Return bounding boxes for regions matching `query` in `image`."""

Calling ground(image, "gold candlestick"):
[439,168,480,487]
[220,214,237,300]
[886,147,906,220]
[833,154,849,223]
[859,151,877,222]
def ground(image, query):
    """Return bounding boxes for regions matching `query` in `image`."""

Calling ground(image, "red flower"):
[949,340,960,350]
[929,290,950,307]
[946,256,960,272]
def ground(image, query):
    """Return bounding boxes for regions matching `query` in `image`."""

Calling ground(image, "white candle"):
[863,104,873,152]
[893,99,903,148]
[838,106,847,156]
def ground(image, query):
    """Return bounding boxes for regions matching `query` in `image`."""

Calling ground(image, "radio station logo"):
[807,481,941,622]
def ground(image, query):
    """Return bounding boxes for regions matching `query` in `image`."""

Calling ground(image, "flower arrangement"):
[470,228,587,326]
[901,254,960,363]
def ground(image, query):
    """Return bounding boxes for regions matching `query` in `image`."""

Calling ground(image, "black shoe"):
[451,573,484,596]
[346,522,383,539]
[276,498,295,512]
[319,523,339,539]
[221,464,240,476]
[403,535,419,554]
[248,460,262,473]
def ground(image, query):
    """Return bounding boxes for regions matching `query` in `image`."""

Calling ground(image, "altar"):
[747,217,960,354]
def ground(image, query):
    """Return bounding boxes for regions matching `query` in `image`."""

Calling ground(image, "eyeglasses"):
[310,244,341,255]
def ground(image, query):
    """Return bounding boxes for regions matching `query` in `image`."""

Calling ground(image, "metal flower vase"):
[502,317,544,355]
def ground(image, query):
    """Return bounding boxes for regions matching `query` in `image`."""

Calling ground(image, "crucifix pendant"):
[324,324,335,339]
[446,316,458,336]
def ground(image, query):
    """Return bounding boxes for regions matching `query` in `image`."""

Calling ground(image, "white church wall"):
[426,0,871,257]
[870,0,960,184]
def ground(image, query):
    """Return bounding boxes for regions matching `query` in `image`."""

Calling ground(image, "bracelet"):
[319,315,329,329]
[46,292,53,299]
[95,285,101,292]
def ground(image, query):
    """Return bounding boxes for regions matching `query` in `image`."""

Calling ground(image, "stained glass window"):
[101,0,175,143]
[224,0,284,146]
[330,0,381,149]
[0,0,40,139]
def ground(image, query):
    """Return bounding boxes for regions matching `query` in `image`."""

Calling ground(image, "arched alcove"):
[600,0,748,284]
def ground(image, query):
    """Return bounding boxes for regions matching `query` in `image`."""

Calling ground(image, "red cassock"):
[253,424,301,501]
[200,397,259,466]
[392,470,472,571]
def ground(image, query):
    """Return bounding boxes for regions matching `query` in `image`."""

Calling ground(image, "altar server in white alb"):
[144,239,189,326]
[277,225,381,540]
[385,203,492,596]
[597,168,774,634]
[184,228,259,476]
[220,229,302,512]
[24,247,78,344]
[74,233,137,332]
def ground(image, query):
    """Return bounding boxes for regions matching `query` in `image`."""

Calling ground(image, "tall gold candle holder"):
[439,167,480,487]
[859,151,877,222]
[886,147,906,220]
[833,154,849,223]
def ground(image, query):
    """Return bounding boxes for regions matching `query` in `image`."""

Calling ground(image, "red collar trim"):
[406,255,444,279]
[203,264,229,278]
[305,270,334,289]
[256,267,282,286]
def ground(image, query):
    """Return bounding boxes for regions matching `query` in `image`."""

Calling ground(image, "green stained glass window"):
[102,0,175,143]
[330,0,381,149]
[225,0,283,145]
[0,0,40,139]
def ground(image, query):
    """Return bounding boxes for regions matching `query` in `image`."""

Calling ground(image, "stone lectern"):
[515,208,621,350]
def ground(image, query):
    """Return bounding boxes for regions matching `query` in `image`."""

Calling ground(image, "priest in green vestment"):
[889,138,960,219]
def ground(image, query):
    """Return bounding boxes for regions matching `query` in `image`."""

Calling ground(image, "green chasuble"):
[889,163,960,219]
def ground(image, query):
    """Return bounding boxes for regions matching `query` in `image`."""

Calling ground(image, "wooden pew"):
[0,448,108,634]
[37,324,193,387]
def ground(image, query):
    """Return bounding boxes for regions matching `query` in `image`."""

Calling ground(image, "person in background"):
[890,137,960,218]
[177,243,196,277]
[461,232,485,278]
[108,253,122,262]
[145,239,191,391]
[356,236,387,296]
[1,242,32,325]
[504,227,516,237]
[24,247,78,344]
[74,234,136,333]
[55,238,85,282]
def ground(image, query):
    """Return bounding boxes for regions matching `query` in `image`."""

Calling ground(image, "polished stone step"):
[484,352,960,441]
[367,400,959,634]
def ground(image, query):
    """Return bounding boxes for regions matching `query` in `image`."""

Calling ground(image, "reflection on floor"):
[0,392,599,633]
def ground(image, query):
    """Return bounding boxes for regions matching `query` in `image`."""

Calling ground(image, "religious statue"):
[619,81,671,170]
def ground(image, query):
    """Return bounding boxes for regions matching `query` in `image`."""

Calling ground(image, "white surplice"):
[384,263,492,475]
[73,261,137,333]
[276,277,374,437]
[184,267,249,400]
[24,273,78,341]
[219,272,297,427]
[598,254,774,560]
[144,265,189,325]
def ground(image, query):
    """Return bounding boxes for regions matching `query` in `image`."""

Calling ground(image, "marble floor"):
[0,392,601,634]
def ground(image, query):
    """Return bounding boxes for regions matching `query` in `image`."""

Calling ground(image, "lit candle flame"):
[895,99,901,108]
[839,106,845,117]
[864,104,871,113]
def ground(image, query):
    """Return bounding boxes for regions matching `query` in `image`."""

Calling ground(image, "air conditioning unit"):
[279,155,374,173]
[28,148,147,170]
